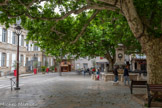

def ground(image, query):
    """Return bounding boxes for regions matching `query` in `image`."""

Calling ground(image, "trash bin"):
[14,70,17,76]
[46,68,49,73]
[55,68,57,72]
[34,68,37,74]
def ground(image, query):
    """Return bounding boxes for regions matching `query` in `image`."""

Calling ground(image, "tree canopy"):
[0,0,162,83]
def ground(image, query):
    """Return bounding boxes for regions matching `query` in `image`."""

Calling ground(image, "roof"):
[135,54,146,59]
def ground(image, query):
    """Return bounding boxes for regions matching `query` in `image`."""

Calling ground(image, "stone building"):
[26,41,55,72]
[131,54,146,71]
[0,25,27,76]
[0,25,55,76]
[75,57,108,72]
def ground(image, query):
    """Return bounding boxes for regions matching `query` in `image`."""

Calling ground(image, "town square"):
[0,0,162,108]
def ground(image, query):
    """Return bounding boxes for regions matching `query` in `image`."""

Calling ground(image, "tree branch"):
[70,10,100,44]
[51,26,66,37]
[23,5,92,21]
[7,3,118,21]
[0,0,8,6]
[17,0,41,10]
[7,13,24,18]
[97,0,120,8]
[27,0,38,8]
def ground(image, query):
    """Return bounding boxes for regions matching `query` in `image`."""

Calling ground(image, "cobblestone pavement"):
[0,72,146,108]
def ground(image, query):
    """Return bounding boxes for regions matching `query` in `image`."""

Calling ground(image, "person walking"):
[87,68,90,75]
[96,69,100,80]
[123,65,130,86]
[92,68,95,74]
[113,65,119,82]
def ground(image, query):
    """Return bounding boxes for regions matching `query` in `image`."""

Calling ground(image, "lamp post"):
[59,49,62,76]
[14,25,22,90]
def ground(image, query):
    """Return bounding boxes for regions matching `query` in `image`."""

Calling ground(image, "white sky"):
[39,1,77,16]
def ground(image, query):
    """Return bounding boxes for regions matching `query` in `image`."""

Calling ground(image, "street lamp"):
[59,49,62,76]
[14,24,22,90]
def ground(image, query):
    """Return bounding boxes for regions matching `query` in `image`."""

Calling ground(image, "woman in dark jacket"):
[113,66,119,82]
[123,65,130,85]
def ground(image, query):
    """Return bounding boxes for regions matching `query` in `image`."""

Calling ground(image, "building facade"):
[26,41,55,72]
[0,25,55,76]
[0,25,27,76]
[75,57,108,72]
[75,54,147,72]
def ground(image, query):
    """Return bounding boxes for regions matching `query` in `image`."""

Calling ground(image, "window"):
[2,29,7,42]
[1,53,6,67]
[83,57,87,59]
[12,32,16,44]
[64,61,67,64]
[76,64,80,69]
[20,55,23,66]
[135,62,137,70]
[21,35,24,46]
[26,44,29,51]
[83,63,88,69]
[34,45,38,51]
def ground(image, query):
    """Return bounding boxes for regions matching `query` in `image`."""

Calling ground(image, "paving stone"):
[0,72,145,108]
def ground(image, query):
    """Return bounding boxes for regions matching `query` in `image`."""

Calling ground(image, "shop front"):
[60,61,71,72]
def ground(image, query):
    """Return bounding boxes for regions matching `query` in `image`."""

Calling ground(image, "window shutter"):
[0,27,2,42]
[38,57,40,62]
[29,42,31,51]
[12,54,16,63]
[28,57,30,61]
[24,37,26,47]
[11,54,16,71]
[0,52,2,67]
[32,44,34,51]
[24,55,26,66]
[10,31,13,44]
[7,30,10,43]
[19,35,21,46]
[12,32,14,44]
[7,53,10,67]
[38,47,40,51]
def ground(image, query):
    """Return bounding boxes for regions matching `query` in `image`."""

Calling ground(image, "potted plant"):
[41,66,46,74]
[33,61,38,74]
[50,66,55,73]
[12,61,17,76]
[45,61,49,73]
[54,61,59,72]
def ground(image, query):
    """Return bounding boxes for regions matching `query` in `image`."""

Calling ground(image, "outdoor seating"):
[130,80,147,94]
[147,84,162,107]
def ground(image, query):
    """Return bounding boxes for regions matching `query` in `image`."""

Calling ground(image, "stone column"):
[104,63,108,74]
[114,44,125,66]
[114,44,125,74]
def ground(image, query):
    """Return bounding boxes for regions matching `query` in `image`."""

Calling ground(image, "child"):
[96,69,100,80]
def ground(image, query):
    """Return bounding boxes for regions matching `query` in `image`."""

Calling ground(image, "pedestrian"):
[96,69,100,80]
[92,68,95,74]
[86,68,89,75]
[123,65,130,86]
[113,65,119,82]
[83,68,86,76]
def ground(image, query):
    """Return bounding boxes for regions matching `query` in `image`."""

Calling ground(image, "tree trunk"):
[108,60,114,72]
[104,52,115,73]
[99,0,162,84]
[145,37,162,84]
[121,0,162,84]
[58,62,62,76]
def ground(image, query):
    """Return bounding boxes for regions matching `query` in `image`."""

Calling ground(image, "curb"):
[20,74,34,77]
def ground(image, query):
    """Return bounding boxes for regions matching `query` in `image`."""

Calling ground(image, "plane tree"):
[69,11,141,72]
[0,0,162,84]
